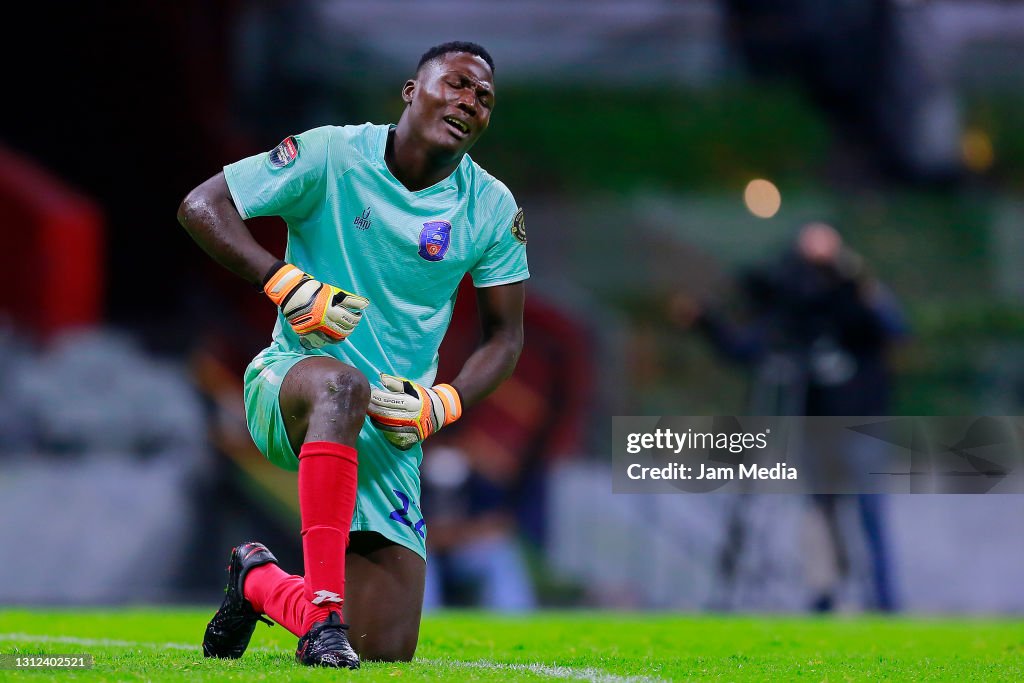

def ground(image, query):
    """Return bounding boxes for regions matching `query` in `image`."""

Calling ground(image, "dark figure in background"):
[671,222,907,612]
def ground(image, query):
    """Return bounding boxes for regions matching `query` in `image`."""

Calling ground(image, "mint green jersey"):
[225,124,528,558]
[224,123,529,388]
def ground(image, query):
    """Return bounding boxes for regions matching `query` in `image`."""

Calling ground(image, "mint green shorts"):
[243,349,427,559]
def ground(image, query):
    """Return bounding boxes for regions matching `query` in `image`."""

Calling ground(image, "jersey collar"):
[379,124,461,196]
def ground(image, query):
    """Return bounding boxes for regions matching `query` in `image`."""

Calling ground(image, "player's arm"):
[450,281,525,406]
[177,172,277,286]
[177,173,368,348]
[368,281,525,450]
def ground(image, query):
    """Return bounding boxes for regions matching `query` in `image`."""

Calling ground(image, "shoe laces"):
[312,613,352,649]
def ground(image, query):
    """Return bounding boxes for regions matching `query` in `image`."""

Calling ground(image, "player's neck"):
[385,128,461,192]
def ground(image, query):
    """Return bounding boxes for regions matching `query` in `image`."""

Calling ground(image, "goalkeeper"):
[177,42,527,669]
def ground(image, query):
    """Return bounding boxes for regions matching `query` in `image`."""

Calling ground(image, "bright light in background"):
[961,128,994,173]
[744,178,781,218]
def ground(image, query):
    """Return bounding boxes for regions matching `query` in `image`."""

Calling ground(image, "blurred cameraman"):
[672,222,907,611]
[674,222,906,417]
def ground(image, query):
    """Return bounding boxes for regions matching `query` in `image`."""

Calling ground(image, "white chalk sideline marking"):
[0,632,270,653]
[0,633,662,682]
[419,658,663,682]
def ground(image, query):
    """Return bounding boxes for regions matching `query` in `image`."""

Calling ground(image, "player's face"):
[405,53,494,156]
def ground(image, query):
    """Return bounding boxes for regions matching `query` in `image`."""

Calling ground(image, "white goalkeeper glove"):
[262,261,369,349]
[367,374,463,450]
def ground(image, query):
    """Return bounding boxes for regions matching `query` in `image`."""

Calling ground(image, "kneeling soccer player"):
[177,41,528,668]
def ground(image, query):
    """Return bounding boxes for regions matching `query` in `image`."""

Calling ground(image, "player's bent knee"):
[314,366,371,412]
[368,653,415,664]
[282,360,371,446]
[359,642,417,663]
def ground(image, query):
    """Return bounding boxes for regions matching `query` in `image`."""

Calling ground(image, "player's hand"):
[262,262,369,349]
[367,374,462,450]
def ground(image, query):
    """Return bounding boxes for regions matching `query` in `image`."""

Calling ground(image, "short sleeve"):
[470,194,530,287]
[223,126,332,222]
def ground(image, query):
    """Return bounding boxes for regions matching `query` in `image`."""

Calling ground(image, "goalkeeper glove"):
[262,261,369,350]
[367,374,463,450]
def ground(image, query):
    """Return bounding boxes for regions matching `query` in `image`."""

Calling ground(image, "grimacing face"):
[403,52,495,157]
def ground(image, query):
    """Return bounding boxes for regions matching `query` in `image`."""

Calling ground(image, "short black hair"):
[416,41,495,74]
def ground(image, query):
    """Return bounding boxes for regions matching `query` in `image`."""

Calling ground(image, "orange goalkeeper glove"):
[262,261,369,350]
[367,374,463,450]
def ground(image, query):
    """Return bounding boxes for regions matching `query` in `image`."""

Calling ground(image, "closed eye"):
[445,72,493,109]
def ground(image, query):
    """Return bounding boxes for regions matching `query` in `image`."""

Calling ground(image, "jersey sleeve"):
[223,126,332,222]
[470,191,530,287]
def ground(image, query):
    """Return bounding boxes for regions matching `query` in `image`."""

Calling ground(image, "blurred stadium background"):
[3,0,1024,616]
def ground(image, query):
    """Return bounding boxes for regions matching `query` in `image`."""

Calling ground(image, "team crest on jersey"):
[511,207,527,244]
[418,220,452,262]
[268,136,298,168]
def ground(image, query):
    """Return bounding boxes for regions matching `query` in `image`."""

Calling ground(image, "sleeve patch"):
[268,136,299,168]
[510,207,527,244]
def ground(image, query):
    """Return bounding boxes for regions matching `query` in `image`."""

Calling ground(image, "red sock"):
[243,563,312,637]
[297,441,358,632]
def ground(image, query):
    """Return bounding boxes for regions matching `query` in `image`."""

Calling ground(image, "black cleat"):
[202,541,278,658]
[296,611,360,669]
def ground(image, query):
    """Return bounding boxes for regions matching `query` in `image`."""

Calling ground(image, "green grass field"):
[1,609,1022,681]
